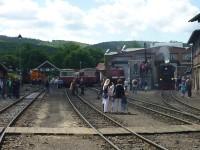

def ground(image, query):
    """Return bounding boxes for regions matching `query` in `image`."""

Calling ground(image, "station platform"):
[25,92,41,99]
[5,125,200,135]
[5,127,95,135]
[38,92,46,99]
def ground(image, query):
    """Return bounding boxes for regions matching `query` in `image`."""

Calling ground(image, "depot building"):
[104,43,191,89]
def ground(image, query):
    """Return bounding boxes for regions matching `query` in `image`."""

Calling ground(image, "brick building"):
[104,45,191,89]
[188,13,200,94]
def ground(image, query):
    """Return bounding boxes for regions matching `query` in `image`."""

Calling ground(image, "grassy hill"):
[90,40,149,52]
[0,35,89,53]
[0,35,155,53]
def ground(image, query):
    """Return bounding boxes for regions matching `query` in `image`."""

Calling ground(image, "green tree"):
[21,49,49,72]
[0,55,19,70]
[64,49,95,69]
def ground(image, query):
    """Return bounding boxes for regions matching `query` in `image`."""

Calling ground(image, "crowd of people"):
[0,78,20,99]
[101,78,128,113]
[69,77,85,96]
[67,75,193,114]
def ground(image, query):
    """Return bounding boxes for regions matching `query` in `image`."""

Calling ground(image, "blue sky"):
[0,0,199,44]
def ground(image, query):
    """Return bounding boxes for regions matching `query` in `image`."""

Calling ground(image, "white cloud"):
[0,0,199,43]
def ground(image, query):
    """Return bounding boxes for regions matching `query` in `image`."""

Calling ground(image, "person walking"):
[6,78,12,98]
[180,80,186,97]
[108,82,115,113]
[0,78,4,99]
[102,79,110,113]
[12,78,20,99]
[97,79,105,99]
[186,77,192,98]
[132,78,138,94]
[45,79,50,94]
[124,79,129,91]
[70,79,78,95]
[121,87,128,113]
[114,79,125,113]
[79,78,85,95]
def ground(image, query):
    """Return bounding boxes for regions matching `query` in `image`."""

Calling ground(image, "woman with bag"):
[102,79,110,113]
[108,82,115,113]
[114,79,125,113]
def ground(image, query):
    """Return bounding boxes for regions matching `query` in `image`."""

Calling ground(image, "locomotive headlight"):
[171,78,174,80]
[160,78,162,81]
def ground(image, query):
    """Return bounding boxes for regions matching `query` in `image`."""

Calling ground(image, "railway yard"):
[0,85,200,150]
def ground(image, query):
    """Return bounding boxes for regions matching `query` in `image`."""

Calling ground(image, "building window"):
[170,53,177,61]
[182,53,191,62]
[135,54,144,60]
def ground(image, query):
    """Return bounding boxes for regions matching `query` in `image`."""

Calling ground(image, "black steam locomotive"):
[158,63,175,90]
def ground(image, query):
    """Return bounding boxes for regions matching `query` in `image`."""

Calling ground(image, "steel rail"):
[67,90,168,150]
[90,88,194,125]
[65,90,121,150]
[170,91,200,114]
[0,90,45,147]
[127,100,192,125]
[127,97,200,124]
[0,88,42,114]
[161,91,200,118]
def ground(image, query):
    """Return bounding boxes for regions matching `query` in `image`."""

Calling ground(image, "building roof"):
[104,48,144,56]
[96,63,105,71]
[188,29,200,44]
[188,13,200,22]
[35,60,60,71]
[123,48,144,52]
[0,63,8,72]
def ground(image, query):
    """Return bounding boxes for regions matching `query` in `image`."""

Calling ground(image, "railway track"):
[0,89,45,147]
[170,91,200,115]
[127,97,200,125]
[65,89,168,150]
[161,91,200,117]
[90,88,196,125]
[0,85,41,110]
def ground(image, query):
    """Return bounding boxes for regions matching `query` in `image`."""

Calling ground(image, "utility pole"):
[144,42,147,63]
[80,61,82,70]
[17,34,22,86]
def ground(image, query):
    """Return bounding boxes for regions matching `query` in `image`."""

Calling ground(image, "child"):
[121,90,128,113]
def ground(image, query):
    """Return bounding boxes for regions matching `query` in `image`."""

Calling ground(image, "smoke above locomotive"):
[155,46,170,64]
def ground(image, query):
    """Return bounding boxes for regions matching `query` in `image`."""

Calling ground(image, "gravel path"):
[143,132,200,150]
[128,90,167,106]
[14,88,87,127]
[1,135,113,150]
[83,89,170,127]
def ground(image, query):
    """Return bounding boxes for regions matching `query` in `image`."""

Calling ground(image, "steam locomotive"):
[158,63,175,90]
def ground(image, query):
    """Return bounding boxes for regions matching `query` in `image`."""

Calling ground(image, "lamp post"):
[17,34,22,85]
[80,61,82,70]
[189,44,193,70]
[144,42,147,63]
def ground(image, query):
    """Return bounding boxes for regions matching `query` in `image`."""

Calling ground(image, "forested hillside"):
[0,35,153,76]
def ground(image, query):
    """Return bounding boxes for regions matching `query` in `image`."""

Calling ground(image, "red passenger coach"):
[59,69,75,87]
[108,68,125,83]
[79,68,97,86]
